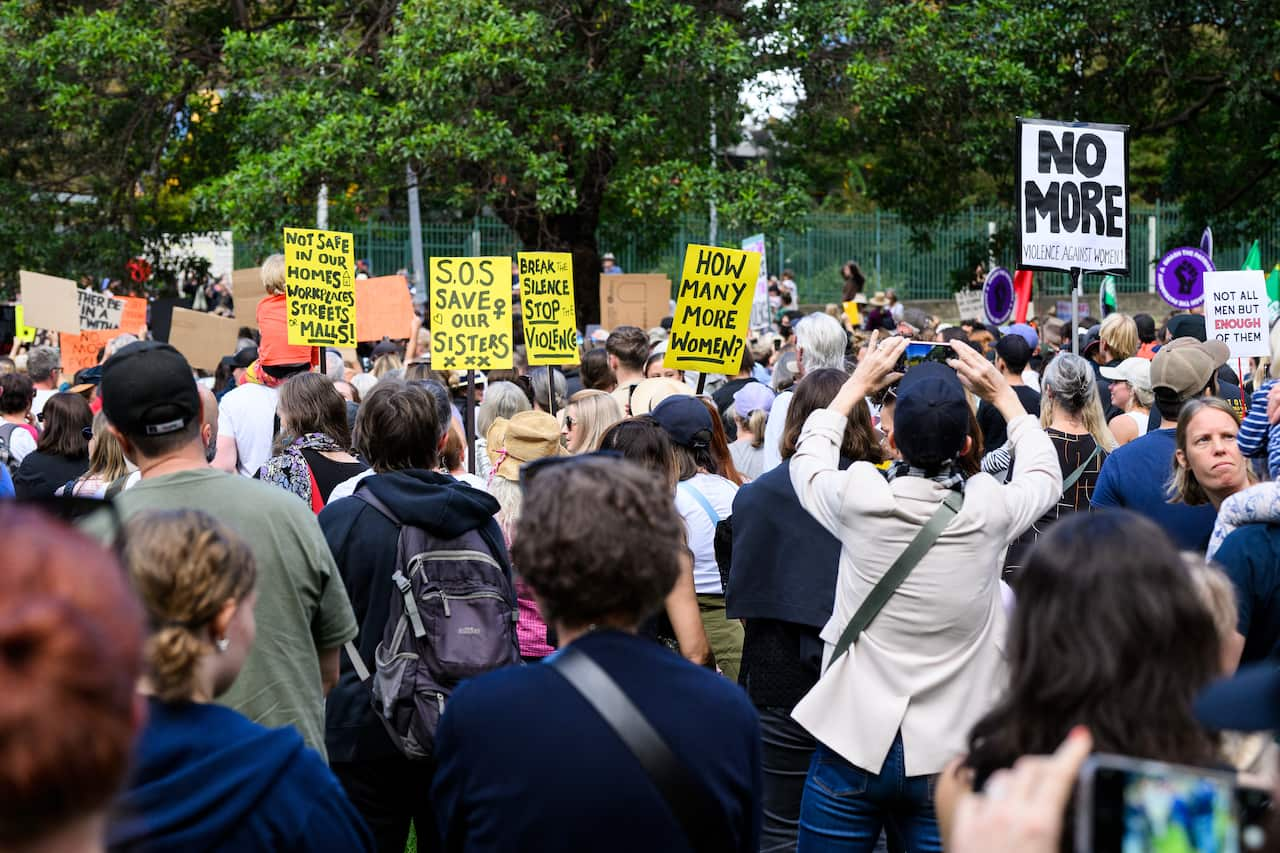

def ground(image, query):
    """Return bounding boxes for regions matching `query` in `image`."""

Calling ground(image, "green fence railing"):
[235,207,1280,304]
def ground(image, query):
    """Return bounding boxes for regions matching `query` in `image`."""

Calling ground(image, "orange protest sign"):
[355,275,414,341]
[118,296,147,336]
[59,330,116,376]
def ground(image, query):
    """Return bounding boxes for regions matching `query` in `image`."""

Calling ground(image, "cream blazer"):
[789,410,1061,777]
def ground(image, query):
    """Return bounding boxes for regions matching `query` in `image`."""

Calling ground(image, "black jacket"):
[318,469,510,763]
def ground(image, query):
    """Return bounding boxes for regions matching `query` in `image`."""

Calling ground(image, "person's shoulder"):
[442,660,556,727]
[1219,523,1280,562]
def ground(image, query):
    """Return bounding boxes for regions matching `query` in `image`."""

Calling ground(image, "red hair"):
[0,506,144,844]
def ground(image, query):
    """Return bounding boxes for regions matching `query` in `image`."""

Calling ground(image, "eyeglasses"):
[82,427,93,440]
[36,412,45,423]
[564,414,576,430]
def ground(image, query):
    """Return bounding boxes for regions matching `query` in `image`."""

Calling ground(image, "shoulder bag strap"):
[550,645,717,851]
[1060,445,1101,495]
[677,480,722,527]
[827,490,964,669]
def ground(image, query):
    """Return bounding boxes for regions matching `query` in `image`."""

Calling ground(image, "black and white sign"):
[1017,118,1129,275]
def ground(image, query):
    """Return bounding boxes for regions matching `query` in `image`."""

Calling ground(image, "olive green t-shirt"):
[85,468,357,758]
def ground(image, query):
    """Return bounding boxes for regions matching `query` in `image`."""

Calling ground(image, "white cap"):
[1099,356,1153,392]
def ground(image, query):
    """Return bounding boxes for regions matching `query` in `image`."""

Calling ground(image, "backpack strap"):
[352,485,400,524]
[677,480,722,528]
[1060,445,1101,495]
[550,645,718,850]
[827,490,964,669]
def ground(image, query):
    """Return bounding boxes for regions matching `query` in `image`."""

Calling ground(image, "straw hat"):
[628,377,694,416]
[869,291,890,307]
[485,410,567,481]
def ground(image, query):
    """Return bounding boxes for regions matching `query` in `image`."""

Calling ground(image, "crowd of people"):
[6,255,1280,853]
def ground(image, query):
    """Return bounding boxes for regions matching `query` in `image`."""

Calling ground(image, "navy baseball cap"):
[651,395,714,450]
[101,342,200,437]
[893,362,969,470]
[1194,663,1280,732]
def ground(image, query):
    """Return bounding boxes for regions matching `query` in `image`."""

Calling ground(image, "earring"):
[215,637,230,653]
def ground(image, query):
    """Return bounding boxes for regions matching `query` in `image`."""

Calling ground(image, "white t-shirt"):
[3,424,36,464]
[760,390,793,473]
[675,472,739,595]
[217,383,279,477]
[31,388,56,418]
[327,469,374,503]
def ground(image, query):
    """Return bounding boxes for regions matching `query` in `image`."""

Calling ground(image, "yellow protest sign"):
[429,256,513,371]
[14,305,36,342]
[283,227,356,346]
[517,252,578,366]
[842,300,861,328]
[664,244,761,373]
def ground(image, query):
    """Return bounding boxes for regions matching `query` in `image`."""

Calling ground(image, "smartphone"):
[902,342,953,371]
[1075,753,1245,852]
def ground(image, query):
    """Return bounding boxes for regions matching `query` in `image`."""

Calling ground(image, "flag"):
[1200,226,1213,261]
[1243,239,1262,271]
[1013,269,1033,323]
[1267,264,1280,304]
[1099,276,1117,317]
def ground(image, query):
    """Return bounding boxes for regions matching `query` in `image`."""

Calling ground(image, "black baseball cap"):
[651,395,713,450]
[101,342,200,437]
[1167,313,1208,343]
[893,362,969,470]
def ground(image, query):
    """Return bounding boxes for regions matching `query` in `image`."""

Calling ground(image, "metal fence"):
[235,207,1280,303]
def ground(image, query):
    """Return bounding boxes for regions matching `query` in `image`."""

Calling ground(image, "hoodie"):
[108,699,372,852]
[318,469,512,763]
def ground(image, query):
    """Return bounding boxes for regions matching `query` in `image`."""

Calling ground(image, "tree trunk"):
[498,209,603,328]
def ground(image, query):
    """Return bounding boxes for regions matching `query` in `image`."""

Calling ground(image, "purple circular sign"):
[1156,247,1214,309]
[983,267,1015,324]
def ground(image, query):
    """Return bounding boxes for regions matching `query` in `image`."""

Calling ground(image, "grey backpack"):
[0,423,22,478]
[344,488,520,760]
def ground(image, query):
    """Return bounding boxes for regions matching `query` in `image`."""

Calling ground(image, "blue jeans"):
[797,734,941,853]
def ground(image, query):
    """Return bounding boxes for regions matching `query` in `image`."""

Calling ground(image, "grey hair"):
[26,345,60,382]
[413,379,454,446]
[324,349,345,381]
[104,334,138,361]
[794,313,848,372]
[529,367,566,412]
[1041,352,1117,450]
[478,381,532,439]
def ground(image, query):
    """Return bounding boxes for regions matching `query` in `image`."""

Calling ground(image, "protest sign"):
[1203,271,1269,360]
[600,274,670,330]
[664,244,762,374]
[741,234,771,330]
[19,271,80,333]
[517,252,579,366]
[13,305,36,343]
[283,228,356,347]
[983,267,1015,324]
[231,266,266,328]
[1017,118,1129,275]
[1055,301,1090,322]
[118,296,148,336]
[77,289,123,331]
[954,290,984,322]
[429,256,513,370]
[843,300,862,328]
[167,307,242,372]
[1156,247,1214,309]
[60,330,116,376]
[355,275,414,342]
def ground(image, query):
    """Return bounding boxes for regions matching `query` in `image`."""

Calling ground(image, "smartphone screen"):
[1076,754,1241,852]
[903,342,952,370]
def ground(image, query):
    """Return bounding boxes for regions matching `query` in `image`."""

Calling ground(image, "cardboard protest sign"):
[167,307,242,372]
[77,289,124,331]
[1156,247,1214,309]
[954,290,984,322]
[60,330,116,376]
[355,275,414,342]
[741,234,771,330]
[232,267,265,328]
[663,245,762,373]
[1017,118,1129,275]
[600,274,670,330]
[1203,271,1269,359]
[19,271,80,333]
[429,256,513,370]
[516,252,578,366]
[13,305,36,343]
[118,296,148,336]
[283,228,356,346]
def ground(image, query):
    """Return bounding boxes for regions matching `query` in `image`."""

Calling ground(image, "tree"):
[200,0,808,324]
[777,0,1280,245]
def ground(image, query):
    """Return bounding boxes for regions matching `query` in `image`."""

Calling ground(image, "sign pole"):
[695,372,707,396]
[1239,359,1248,411]
[466,369,477,475]
[547,370,557,420]
[1070,268,1082,355]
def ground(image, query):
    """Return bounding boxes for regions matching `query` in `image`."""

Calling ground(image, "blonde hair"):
[478,381,532,440]
[82,410,129,485]
[488,476,523,546]
[124,510,256,703]
[1099,313,1139,361]
[735,409,769,449]
[1186,556,1238,644]
[1170,397,1255,505]
[1040,353,1117,450]
[371,353,403,378]
[261,253,287,296]
[565,389,623,454]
